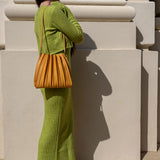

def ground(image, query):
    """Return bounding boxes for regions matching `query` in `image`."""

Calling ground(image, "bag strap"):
[40,6,66,54]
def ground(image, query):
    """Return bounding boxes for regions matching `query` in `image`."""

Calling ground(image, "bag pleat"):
[56,55,66,88]
[44,54,52,88]
[62,54,72,87]
[34,53,45,87]
[52,54,59,88]
[59,54,72,87]
[59,55,66,82]
[62,54,71,71]
[36,54,47,88]
[37,54,49,87]
[48,54,53,87]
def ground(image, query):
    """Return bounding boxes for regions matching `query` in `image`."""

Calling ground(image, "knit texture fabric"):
[34,1,84,55]
[34,1,83,160]
[38,48,76,160]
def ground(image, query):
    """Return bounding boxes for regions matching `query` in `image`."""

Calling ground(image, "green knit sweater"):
[34,1,84,55]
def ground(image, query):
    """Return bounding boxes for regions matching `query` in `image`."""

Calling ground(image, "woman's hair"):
[35,0,46,8]
[35,0,60,7]
[35,0,76,57]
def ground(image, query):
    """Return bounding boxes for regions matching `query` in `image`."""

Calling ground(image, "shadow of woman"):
[71,33,112,160]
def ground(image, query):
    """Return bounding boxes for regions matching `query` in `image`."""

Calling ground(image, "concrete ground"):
[141,144,160,160]
[0,144,160,160]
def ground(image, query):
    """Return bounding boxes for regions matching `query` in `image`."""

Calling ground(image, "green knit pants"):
[37,48,76,160]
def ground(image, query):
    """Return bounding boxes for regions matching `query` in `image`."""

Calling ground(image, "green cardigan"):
[34,1,84,55]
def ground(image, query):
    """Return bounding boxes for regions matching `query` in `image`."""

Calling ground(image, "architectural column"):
[0,1,12,160]
[127,0,159,152]
[150,0,160,150]
[2,1,141,160]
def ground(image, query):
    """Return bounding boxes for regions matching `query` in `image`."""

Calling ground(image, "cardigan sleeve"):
[51,6,84,44]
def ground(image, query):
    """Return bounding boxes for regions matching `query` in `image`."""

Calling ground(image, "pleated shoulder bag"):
[34,6,72,88]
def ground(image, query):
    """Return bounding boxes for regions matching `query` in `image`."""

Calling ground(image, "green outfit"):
[34,1,83,160]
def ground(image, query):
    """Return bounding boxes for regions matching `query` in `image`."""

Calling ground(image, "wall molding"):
[14,0,127,6]
[5,3,135,21]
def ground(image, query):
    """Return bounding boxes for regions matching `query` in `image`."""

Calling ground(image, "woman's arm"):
[51,6,84,44]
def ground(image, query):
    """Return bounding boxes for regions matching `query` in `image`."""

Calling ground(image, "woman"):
[34,0,84,160]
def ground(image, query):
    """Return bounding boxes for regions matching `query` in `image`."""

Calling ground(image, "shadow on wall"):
[149,30,160,150]
[71,33,112,160]
[141,63,149,155]
[136,26,150,153]
[136,26,144,49]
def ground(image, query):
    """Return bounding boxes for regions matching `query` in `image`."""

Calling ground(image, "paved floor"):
[141,144,160,160]
[0,145,160,160]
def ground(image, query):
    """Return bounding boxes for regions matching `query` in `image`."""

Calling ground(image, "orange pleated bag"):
[34,6,72,88]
